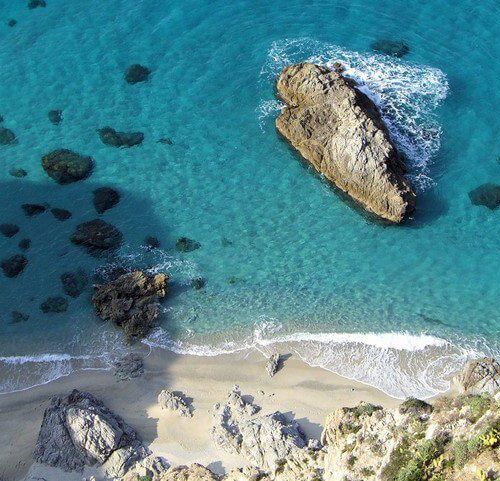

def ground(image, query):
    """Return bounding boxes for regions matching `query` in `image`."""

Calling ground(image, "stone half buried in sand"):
[92,270,169,341]
[275,62,416,223]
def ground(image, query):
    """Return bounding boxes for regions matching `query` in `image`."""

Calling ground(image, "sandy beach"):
[0,346,401,481]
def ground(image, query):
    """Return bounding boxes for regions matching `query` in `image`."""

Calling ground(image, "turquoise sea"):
[0,0,498,398]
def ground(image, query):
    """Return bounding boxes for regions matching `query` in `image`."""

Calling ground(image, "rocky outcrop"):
[469,183,500,210]
[176,237,201,252]
[275,62,416,223]
[265,354,284,377]
[51,207,72,220]
[0,126,16,144]
[21,203,47,216]
[125,64,151,84]
[98,127,144,148]
[158,389,193,417]
[70,219,123,257]
[48,109,63,125]
[92,270,168,340]
[40,296,68,313]
[42,149,93,184]
[456,357,500,396]
[61,269,88,298]
[93,187,121,213]
[370,40,410,57]
[211,386,307,470]
[114,353,145,381]
[1,253,28,277]
[0,223,19,237]
[34,390,168,477]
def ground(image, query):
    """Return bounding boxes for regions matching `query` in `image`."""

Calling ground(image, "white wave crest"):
[258,38,449,191]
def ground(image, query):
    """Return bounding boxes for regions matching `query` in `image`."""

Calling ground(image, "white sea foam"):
[144,320,480,399]
[258,38,449,191]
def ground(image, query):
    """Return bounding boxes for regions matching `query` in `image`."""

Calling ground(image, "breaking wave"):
[258,38,449,191]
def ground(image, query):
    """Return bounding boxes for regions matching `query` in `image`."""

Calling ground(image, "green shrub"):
[395,459,424,481]
[459,394,492,422]
[400,398,433,416]
[360,467,376,476]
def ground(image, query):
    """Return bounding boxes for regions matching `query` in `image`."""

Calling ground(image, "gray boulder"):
[265,353,284,377]
[456,357,500,395]
[158,389,193,417]
[275,62,416,223]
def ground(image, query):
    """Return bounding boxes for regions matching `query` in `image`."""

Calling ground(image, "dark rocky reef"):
[48,109,63,125]
[0,223,19,238]
[42,149,93,184]
[1,254,28,277]
[93,187,121,214]
[371,39,410,57]
[469,183,500,210]
[22,203,47,217]
[9,167,27,178]
[0,126,16,145]
[50,207,72,221]
[70,219,123,257]
[176,237,201,252]
[28,0,46,8]
[40,296,68,313]
[124,64,151,84]
[98,127,144,148]
[61,269,88,298]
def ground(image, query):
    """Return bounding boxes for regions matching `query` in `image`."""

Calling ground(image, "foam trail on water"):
[258,38,449,191]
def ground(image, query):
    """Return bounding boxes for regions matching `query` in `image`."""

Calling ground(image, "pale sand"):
[0,346,400,481]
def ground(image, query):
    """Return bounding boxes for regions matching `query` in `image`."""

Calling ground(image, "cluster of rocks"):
[158,389,193,418]
[275,62,416,223]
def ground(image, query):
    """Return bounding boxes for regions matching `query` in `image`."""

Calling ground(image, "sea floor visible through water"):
[0,0,499,399]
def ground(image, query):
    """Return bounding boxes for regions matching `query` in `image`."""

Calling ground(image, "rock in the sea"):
[0,126,16,145]
[9,167,27,178]
[275,63,416,223]
[158,389,193,417]
[18,238,31,250]
[176,237,201,252]
[1,254,28,277]
[265,353,284,377]
[191,277,205,290]
[0,223,19,237]
[21,203,47,216]
[42,149,93,184]
[371,39,410,57]
[61,269,88,298]
[113,353,144,381]
[70,219,123,257]
[98,127,144,148]
[34,389,168,476]
[50,207,72,221]
[124,64,151,84]
[456,357,500,396]
[469,183,500,210]
[28,0,46,8]
[11,311,29,323]
[93,186,121,213]
[92,271,168,340]
[7,19,17,27]
[144,235,161,249]
[48,109,63,125]
[211,386,306,469]
[40,296,68,313]
[157,137,174,145]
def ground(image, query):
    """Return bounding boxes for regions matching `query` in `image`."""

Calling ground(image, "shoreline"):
[0,346,405,481]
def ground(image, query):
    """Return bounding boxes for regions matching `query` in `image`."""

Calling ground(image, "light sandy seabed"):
[0,346,408,481]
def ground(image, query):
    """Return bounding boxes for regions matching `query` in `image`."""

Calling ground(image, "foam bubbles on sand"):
[259,38,449,191]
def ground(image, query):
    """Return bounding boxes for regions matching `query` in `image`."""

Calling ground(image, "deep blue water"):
[0,0,498,398]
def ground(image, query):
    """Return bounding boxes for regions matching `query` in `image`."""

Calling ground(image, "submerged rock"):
[371,39,410,57]
[0,223,19,238]
[124,64,151,84]
[48,109,63,125]
[176,237,201,252]
[18,238,31,250]
[50,207,72,221]
[28,0,46,8]
[61,269,88,298]
[158,389,193,417]
[144,235,161,249]
[456,357,500,396]
[0,126,16,145]
[113,353,144,381]
[9,167,27,178]
[97,127,144,148]
[11,311,29,323]
[42,149,93,184]
[34,389,168,475]
[191,277,206,290]
[469,183,500,210]
[21,203,47,216]
[1,254,28,277]
[40,296,68,313]
[7,19,17,27]
[70,219,123,257]
[157,137,174,145]
[92,270,168,340]
[275,63,416,223]
[93,187,121,214]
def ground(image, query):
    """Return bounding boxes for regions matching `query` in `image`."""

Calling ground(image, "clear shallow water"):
[0,0,498,398]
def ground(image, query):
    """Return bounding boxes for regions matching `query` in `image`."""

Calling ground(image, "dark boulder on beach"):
[468,183,500,210]
[0,223,19,238]
[48,109,63,125]
[9,167,27,178]
[1,254,28,278]
[124,64,151,84]
[176,237,201,252]
[18,238,31,250]
[61,269,88,298]
[40,296,68,313]
[0,126,16,145]
[42,149,93,184]
[92,270,168,340]
[50,207,72,221]
[371,39,410,58]
[97,127,144,148]
[93,187,120,214]
[70,219,123,257]
[22,203,47,217]
[28,0,46,8]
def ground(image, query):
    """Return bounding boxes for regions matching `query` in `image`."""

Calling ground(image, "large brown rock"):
[275,63,416,223]
[92,271,168,340]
